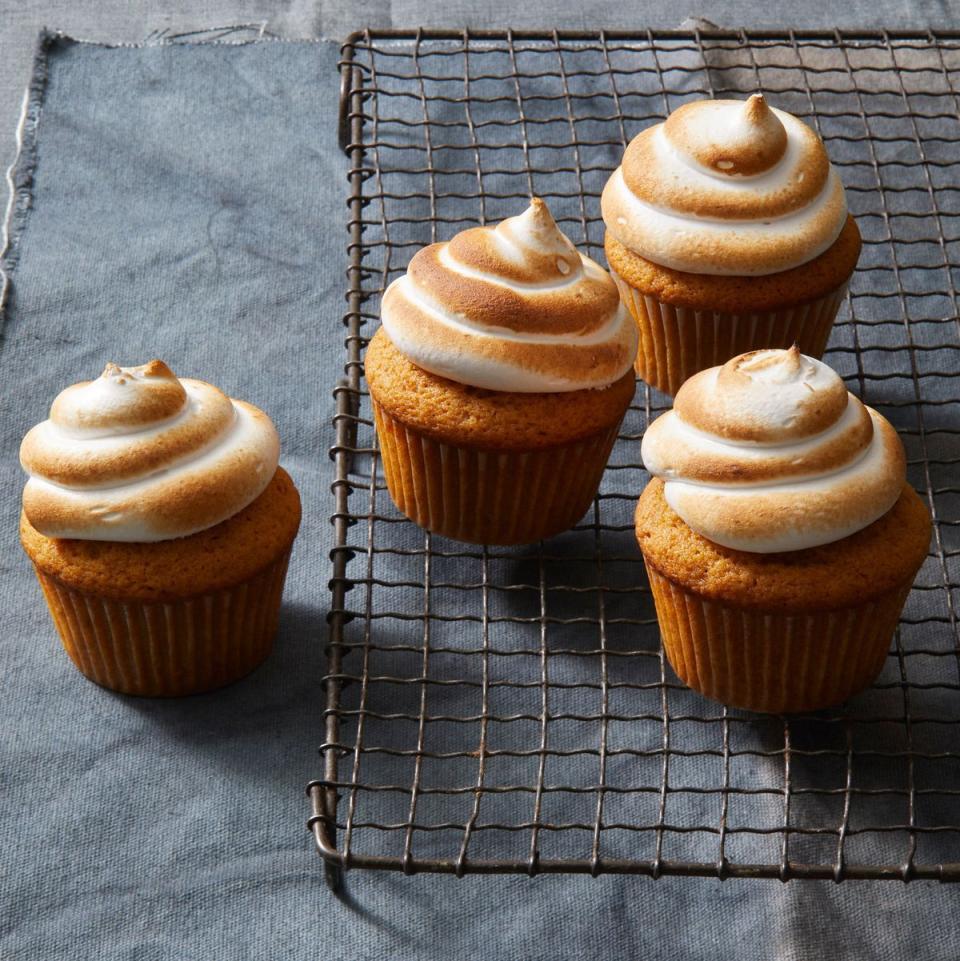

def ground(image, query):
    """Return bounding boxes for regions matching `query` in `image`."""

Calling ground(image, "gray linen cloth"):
[1,33,958,961]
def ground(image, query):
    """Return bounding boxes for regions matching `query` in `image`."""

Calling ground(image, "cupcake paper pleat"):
[31,549,292,697]
[373,401,624,545]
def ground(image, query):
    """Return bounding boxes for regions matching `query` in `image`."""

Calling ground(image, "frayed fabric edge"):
[0,29,54,328]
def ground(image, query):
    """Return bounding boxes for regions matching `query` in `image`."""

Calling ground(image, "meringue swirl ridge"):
[21,360,280,542]
[640,347,906,553]
[380,198,638,392]
[601,94,849,276]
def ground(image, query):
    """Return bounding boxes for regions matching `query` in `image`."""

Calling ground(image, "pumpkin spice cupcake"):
[636,347,930,714]
[367,198,638,545]
[19,360,301,696]
[602,94,861,395]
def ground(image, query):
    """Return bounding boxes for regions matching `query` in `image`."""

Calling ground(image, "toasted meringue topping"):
[601,95,849,276]
[20,361,280,542]
[641,348,906,552]
[380,199,638,392]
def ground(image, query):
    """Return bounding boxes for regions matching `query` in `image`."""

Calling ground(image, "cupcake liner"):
[31,549,293,697]
[611,270,848,396]
[372,401,623,544]
[644,561,912,713]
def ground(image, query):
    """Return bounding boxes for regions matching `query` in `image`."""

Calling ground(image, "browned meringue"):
[641,348,906,552]
[601,94,849,276]
[20,360,280,542]
[380,198,637,392]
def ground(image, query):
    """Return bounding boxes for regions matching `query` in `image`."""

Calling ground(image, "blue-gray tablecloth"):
[1,33,957,961]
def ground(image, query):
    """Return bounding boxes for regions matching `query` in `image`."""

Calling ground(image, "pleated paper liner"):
[644,562,912,714]
[611,269,847,396]
[372,401,624,545]
[31,548,293,697]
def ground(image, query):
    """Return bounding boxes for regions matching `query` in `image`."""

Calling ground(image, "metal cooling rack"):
[309,28,960,889]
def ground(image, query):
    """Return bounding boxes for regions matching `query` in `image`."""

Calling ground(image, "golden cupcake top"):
[641,347,907,552]
[380,198,637,392]
[20,360,280,542]
[601,94,849,276]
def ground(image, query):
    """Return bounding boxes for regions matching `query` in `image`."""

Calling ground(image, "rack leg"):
[324,858,343,893]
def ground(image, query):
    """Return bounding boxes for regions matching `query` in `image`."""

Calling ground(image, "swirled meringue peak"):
[602,94,849,276]
[641,347,906,552]
[380,198,638,392]
[20,360,280,542]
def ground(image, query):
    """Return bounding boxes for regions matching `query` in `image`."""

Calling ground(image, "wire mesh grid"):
[309,28,960,887]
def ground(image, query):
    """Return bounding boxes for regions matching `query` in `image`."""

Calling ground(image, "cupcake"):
[19,360,301,696]
[636,347,930,714]
[367,198,638,545]
[602,94,861,396]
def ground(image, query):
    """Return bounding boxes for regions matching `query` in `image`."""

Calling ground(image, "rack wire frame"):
[309,28,960,889]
